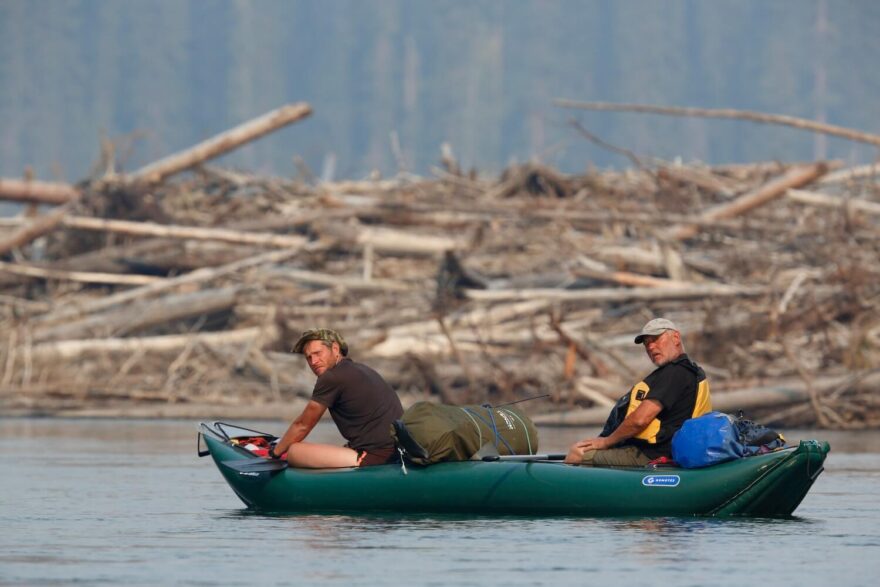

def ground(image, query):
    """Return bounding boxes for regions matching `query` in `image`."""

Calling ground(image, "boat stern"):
[710,439,830,517]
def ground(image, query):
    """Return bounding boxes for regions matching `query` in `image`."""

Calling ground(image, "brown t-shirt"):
[310,358,403,452]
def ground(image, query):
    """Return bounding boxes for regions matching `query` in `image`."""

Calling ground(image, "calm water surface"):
[1,419,878,586]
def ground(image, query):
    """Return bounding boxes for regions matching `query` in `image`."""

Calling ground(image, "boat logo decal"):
[642,474,680,487]
[238,471,260,477]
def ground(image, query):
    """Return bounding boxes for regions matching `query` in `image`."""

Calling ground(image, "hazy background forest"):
[1,0,879,184]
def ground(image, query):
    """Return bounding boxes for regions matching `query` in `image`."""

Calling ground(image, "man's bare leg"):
[286,442,360,468]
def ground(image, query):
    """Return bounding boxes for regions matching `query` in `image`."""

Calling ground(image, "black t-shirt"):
[625,354,707,459]
[310,358,403,452]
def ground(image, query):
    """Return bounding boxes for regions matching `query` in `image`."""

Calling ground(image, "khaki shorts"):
[579,445,651,467]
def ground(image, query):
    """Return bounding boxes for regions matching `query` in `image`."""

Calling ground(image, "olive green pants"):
[580,445,652,467]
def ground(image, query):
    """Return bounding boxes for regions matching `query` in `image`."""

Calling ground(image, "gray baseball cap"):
[634,318,679,344]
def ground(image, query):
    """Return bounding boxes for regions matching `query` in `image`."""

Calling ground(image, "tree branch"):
[555,100,880,147]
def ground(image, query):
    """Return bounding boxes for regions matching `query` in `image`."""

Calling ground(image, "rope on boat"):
[460,408,484,450]
[503,408,534,455]
[483,406,502,453]
[467,407,511,453]
[463,406,517,455]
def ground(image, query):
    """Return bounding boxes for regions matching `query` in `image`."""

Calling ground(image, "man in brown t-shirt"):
[268,328,403,468]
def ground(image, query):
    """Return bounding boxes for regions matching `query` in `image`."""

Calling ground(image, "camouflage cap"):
[292,328,349,356]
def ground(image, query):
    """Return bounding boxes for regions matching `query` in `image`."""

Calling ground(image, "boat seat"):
[392,420,430,461]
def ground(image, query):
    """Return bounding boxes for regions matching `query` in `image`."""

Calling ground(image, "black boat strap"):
[392,420,430,461]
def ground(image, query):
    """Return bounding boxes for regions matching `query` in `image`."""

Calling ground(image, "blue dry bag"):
[671,411,745,468]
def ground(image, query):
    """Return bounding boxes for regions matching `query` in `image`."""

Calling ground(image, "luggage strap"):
[462,406,515,454]
[392,420,430,461]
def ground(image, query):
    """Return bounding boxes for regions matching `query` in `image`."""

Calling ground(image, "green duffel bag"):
[391,402,539,465]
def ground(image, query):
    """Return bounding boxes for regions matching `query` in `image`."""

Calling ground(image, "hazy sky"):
[1,0,877,182]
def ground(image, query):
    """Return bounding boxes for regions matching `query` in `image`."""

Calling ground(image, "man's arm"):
[592,399,662,447]
[564,399,662,463]
[272,400,328,456]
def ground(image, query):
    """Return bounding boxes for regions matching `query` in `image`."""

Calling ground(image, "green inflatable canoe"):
[198,421,829,517]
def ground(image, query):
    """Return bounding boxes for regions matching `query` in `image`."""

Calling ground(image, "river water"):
[1,418,878,586]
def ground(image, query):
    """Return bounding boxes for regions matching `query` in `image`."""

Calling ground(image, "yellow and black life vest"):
[624,355,712,445]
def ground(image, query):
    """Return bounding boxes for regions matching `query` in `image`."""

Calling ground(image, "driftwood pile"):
[0,102,878,429]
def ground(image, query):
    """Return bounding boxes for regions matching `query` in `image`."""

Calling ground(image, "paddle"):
[221,458,289,473]
[481,453,566,462]
[220,453,566,474]
[222,453,565,471]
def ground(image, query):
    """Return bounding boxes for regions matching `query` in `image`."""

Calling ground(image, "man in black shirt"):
[269,329,403,468]
[565,318,712,466]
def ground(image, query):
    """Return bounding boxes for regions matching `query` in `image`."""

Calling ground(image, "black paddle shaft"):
[481,454,566,462]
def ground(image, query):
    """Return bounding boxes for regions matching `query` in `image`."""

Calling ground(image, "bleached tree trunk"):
[129,102,312,184]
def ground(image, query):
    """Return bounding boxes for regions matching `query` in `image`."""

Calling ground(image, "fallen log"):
[0,293,51,313]
[61,215,309,248]
[48,238,178,274]
[372,299,553,340]
[463,283,767,303]
[316,221,463,254]
[32,247,306,326]
[671,163,830,240]
[549,313,614,379]
[591,245,723,278]
[656,164,744,197]
[0,260,161,286]
[368,310,602,359]
[0,178,80,205]
[0,203,75,256]
[321,178,410,194]
[264,267,413,292]
[33,286,240,342]
[129,102,312,184]
[572,261,694,289]
[574,378,617,407]
[357,225,462,254]
[0,398,310,420]
[533,371,880,426]
[0,384,178,403]
[366,301,560,358]
[786,189,880,216]
[28,326,274,360]
[818,163,880,184]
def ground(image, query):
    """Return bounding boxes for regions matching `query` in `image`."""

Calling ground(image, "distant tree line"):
[1,0,878,182]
